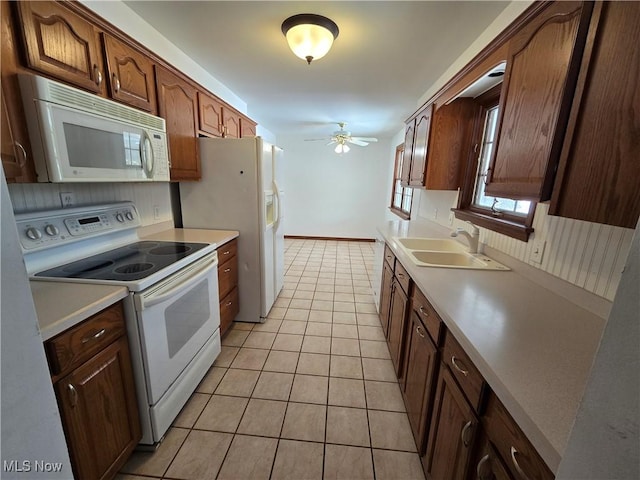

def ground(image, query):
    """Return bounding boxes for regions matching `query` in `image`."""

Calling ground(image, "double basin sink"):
[393,237,509,271]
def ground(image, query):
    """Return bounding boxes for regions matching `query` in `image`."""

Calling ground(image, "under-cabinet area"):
[376,220,607,478]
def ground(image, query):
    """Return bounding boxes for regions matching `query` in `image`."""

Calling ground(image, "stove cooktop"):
[36,241,209,282]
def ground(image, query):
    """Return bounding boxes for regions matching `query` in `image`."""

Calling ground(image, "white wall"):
[280,135,393,239]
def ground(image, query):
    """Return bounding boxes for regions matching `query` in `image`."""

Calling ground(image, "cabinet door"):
[1,1,36,183]
[550,1,640,228]
[223,109,241,138]
[240,117,257,137]
[388,279,408,377]
[401,120,415,185]
[155,66,200,181]
[409,104,434,187]
[485,1,592,200]
[56,337,140,480]
[15,1,104,93]
[102,33,156,113]
[198,91,224,137]
[379,260,394,337]
[425,99,479,190]
[402,311,438,454]
[472,435,514,480]
[424,366,478,480]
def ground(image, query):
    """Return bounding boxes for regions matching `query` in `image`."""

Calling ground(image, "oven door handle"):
[137,253,217,310]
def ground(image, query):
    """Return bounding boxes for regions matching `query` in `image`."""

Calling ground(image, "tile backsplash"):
[416,190,634,302]
[8,182,173,226]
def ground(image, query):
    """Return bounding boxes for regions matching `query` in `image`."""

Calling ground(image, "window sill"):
[389,207,410,220]
[452,208,533,242]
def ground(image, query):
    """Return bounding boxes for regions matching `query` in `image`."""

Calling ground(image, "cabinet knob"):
[510,447,530,480]
[94,65,103,86]
[68,383,78,408]
[113,73,121,93]
[451,355,469,377]
[460,420,474,447]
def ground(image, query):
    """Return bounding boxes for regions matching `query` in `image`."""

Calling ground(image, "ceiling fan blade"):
[304,138,330,142]
[347,138,369,146]
[351,137,378,142]
[326,140,337,146]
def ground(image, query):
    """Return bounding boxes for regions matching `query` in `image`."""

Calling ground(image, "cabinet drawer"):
[219,286,239,335]
[443,331,486,412]
[483,392,554,480]
[218,255,238,299]
[394,261,411,294]
[46,301,125,377]
[411,287,443,347]
[384,244,395,269]
[217,238,237,264]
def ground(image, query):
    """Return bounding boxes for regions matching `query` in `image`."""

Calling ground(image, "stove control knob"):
[44,224,59,236]
[125,211,134,221]
[25,227,42,240]
[115,213,125,223]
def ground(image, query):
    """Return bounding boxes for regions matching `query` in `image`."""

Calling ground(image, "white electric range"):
[17,202,221,446]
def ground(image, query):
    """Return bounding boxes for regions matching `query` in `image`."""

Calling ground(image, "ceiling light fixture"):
[281,14,339,64]
[335,142,350,154]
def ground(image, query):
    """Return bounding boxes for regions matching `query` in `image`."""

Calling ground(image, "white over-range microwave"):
[19,73,170,183]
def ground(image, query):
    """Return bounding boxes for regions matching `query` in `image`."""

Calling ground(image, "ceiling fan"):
[305,123,378,153]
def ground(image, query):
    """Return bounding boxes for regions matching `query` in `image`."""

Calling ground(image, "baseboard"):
[284,235,375,243]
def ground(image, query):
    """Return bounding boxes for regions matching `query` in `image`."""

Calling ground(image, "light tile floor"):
[118,239,426,480]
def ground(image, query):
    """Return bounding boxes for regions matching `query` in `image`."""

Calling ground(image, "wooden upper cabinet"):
[240,117,257,137]
[223,109,241,139]
[425,98,479,190]
[155,66,200,181]
[198,91,224,137]
[408,104,434,187]
[101,33,156,113]
[15,1,105,94]
[485,1,593,200]
[549,1,640,228]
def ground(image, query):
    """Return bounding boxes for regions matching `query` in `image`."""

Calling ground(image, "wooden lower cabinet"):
[471,434,514,480]
[401,310,439,454]
[423,366,478,480]
[217,238,239,336]
[47,302,140,480]
[387,278,409,377]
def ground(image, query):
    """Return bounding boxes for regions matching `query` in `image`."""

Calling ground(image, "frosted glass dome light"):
[282,14,339,64]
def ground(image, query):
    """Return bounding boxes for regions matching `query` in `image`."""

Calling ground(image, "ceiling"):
[123,1,510,140]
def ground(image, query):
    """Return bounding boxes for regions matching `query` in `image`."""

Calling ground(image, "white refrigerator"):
[180,137,284,323]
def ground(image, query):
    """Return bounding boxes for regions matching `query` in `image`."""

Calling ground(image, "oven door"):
[133,252,220,404]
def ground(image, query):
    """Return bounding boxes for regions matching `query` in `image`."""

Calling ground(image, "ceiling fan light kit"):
[281,14,339,64]
[335,143,350,154]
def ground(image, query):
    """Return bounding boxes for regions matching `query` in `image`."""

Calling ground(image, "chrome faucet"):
[450,221,480,254]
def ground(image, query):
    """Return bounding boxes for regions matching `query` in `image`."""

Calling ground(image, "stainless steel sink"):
[393,236,510,270]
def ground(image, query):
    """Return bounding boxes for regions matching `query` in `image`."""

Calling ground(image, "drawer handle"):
[451,355,469,376]
[416,325,425,338]
[68,384,78,408]
[222,250,231,255]
[460,420,473,447]
[418,305,429,317]
[510,447,530,480]
[15,142,27,168]
[112,73,121,93]
[397,272,405,279]
[94,65,103,86]
[226,301,233,307]
[224,268,231,273]
[81,328,106,344]
[476,454,491,480]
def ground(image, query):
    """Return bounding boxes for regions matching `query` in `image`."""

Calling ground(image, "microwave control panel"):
[16,203,140,251]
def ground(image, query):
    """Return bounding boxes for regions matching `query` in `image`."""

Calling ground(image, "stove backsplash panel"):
[8,182,172,227]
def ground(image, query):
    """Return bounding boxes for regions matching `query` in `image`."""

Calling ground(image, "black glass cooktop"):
[36,241,209,281]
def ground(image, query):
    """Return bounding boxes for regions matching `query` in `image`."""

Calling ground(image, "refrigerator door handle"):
[273,181,281,229]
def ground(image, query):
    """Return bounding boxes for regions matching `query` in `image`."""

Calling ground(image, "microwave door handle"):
[140,131,154,178]
[139,256,216,309]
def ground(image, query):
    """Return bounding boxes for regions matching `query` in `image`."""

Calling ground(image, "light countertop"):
[378,219,607,473]
[31,281,128,341]
[140,227,238,247]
